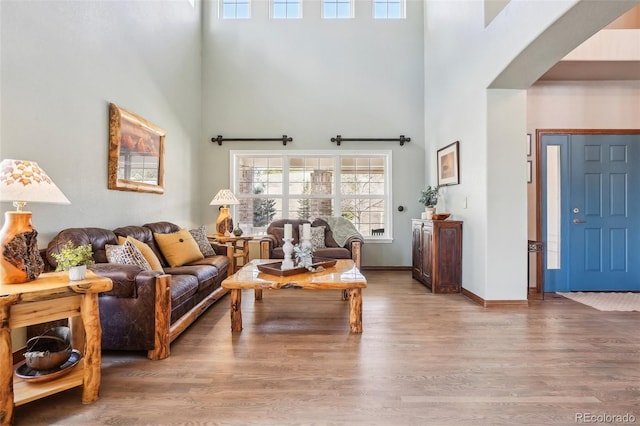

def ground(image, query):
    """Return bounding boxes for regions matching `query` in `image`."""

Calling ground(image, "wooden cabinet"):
[412,219,462,293]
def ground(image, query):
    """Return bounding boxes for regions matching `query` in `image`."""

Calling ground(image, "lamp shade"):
[209,189,239,206]
[0,159,71,208]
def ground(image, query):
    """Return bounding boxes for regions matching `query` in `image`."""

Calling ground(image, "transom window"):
[231,150,392,239]
[272,0,302,19]
[221,0,251,19]
[323,0,352,19]
[373,0,404,19]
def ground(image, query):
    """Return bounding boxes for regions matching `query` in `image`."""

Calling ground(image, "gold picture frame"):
[108,103,165,194]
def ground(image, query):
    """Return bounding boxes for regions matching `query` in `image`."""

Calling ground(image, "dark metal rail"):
[211,135,293,146]
[330,135,411,146]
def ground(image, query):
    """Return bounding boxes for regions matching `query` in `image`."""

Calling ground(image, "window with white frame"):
[373,0,404,19]
[221,0,250,19]
[231,150,391,239]
[272,0,302,19]
[323,0,352,19]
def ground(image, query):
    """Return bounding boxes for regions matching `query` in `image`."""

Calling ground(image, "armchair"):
[259,218,363,268]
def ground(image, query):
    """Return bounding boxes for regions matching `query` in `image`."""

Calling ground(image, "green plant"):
[418,186,440,207]
[51,241,96,271]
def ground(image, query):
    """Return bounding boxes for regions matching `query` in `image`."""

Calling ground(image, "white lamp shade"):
[0,159,71,206]
[209,189,239,206]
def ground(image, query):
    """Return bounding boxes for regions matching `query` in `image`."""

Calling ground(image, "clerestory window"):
[272,0,302,19]
[221,0,251,19]
[323,0,353,19]
[373,0,405,19]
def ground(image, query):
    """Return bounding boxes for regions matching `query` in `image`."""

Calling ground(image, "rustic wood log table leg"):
[230,289,243,332]
[254,289,262,300]
[349,288,363,333]
[78,292,102,403]
[0,302,15,426]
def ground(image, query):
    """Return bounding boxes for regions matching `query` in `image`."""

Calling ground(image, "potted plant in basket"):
[51,241,95,281]
[419,185,440,219]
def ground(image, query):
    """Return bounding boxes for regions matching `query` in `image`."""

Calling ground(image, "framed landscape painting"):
[437,141,460,186]
[108,103,165,194]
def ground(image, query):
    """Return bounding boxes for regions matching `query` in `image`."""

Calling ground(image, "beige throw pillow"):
[127,236,164,272]
[105,240,152,271]
[189,225,215,256]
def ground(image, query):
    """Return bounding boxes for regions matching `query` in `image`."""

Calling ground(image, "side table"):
[0,271,112,425]
[208,235,254,274]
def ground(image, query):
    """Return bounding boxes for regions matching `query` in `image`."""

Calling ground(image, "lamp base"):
[0,211,44,283]
[215,207,234,238]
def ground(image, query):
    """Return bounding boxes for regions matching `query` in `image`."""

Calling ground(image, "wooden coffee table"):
[221,259,367,333]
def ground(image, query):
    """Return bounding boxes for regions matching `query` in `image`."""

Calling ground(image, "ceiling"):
[539,60,640,81]
[538,5,640,82]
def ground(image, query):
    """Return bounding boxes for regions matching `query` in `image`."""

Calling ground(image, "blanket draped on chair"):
[319,216,363,247]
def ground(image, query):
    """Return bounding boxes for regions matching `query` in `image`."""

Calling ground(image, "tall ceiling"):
[538,4,640,81]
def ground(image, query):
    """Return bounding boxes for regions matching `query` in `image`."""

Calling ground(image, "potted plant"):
[419,185,440,219]
[51,241,95,280]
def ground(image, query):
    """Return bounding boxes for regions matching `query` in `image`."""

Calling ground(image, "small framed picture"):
[526,133,532,157]
[437,141,460,186]
[527,160,532,184]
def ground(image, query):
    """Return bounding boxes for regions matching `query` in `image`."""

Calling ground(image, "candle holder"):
[281,238,294,270]
[293,242,314,270]
[300,235,312,252]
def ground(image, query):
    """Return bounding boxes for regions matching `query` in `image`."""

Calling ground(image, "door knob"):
[573,219,586,224]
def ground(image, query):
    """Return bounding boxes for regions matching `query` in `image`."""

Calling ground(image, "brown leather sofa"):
[45,221,230,360]
[259,218,363,268]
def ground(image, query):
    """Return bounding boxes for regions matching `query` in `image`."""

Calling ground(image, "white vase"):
[69,265,87,281]
[425,207,436,220]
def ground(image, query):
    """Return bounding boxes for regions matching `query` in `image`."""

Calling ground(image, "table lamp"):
[0,159,71,283]
[209,189,239,237]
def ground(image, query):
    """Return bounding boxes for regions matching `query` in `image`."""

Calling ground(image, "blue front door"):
[542,132,640,292]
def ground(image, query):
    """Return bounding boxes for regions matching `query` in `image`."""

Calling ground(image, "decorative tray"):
[257,257,337,277]
[15,349,82,383]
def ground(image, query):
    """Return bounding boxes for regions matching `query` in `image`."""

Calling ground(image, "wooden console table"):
[0,271,112,425]
[411,219,463,293]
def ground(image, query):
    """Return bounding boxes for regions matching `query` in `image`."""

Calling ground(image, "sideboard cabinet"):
[411,219,462,293]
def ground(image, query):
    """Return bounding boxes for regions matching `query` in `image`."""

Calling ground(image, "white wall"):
[201,0,425,266]
[528,81,640,129]
[0,0,203,245]
[423,1,570,300]
[422,0,635,300]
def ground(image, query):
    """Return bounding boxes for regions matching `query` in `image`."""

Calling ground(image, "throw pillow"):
[298,225,326,250]
[126,236,164,272]
[154,229,204,267]
[311,218,339,247]
[189,225,215,257]
[105,240,152,271]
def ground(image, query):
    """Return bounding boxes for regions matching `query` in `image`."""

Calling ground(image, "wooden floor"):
[14,271,640,425]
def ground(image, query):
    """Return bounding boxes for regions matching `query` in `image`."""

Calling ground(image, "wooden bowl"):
[432,213,451,220]
[24,327,72,370]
